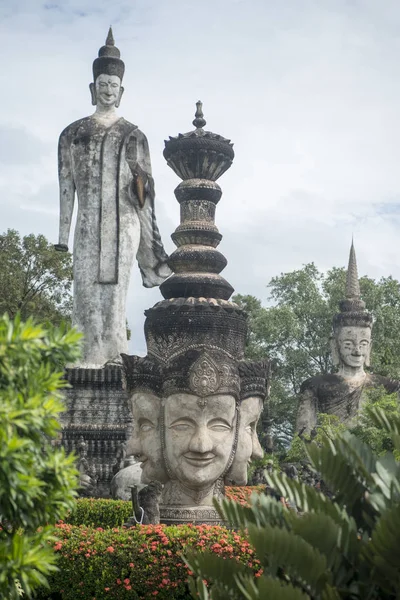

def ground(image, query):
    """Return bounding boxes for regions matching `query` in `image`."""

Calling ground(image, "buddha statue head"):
[161,350,240,494]
[121,355,168,484]
[331,241,373,376]
[224,360,269,486]
[89,28,125,108]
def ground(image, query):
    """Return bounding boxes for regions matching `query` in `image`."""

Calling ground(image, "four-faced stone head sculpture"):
[161,350,240,493]
[224,360,268,486]
[121,355,168,484]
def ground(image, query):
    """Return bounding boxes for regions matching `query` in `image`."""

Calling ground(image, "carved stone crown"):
[144,297,247,365]
[333,241,373,331]
[238,359,270,401]
[162,349,240,400]
[92,27,125,82]
[120,354,163,395]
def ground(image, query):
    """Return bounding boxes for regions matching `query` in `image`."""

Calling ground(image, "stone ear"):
[115,86,124,108]
[330,336,340,367]
[365,341,372,367]
[89,82,97,106]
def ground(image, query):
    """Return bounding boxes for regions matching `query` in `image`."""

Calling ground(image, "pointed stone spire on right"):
[345,239,361,300]
[106,26,115,46]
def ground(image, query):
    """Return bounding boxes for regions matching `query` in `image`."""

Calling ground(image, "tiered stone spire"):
[334,240,372,330]
[345,239,361,300]
[160,101,235,300]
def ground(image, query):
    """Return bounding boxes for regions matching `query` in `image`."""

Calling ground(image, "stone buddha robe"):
[296,372,400,434]
[59,116,169,367]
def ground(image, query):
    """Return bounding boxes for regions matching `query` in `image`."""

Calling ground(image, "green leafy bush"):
[187,406,400,599]
[36,522,259,599]
[65,498,132,528]
[63,488,264,529]
[0,315,81,599]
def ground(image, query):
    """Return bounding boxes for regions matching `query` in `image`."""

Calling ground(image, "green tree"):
[0,229,73,325]
[187,407,400,599]
[0,315,81,599]
[234,264,400,448]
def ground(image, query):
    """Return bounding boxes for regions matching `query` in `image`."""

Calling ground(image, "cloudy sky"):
[2,0,400,354]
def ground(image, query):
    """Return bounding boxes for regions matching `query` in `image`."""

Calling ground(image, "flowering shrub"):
[64,487,264,529]
[36,522,261,599]
[225,485,263,505]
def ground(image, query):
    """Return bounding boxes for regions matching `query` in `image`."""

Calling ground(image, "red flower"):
[106,546,114,553]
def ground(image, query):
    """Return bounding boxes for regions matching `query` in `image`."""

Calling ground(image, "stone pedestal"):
[60,365,132,496]
[159,505,224,526]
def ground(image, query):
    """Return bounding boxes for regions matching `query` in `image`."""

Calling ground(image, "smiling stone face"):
[126,391,167,484]
[225,396,264,486]
[163,393,237,490]
[336,326,371,369]
[94,73,122,107]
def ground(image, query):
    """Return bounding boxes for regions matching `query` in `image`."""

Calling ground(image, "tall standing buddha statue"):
[56,28,171,368]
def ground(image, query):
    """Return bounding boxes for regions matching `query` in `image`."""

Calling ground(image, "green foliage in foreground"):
[187,407,400,599]
[0,315,81,599]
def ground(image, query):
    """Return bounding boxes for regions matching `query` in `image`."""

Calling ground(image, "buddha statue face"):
[90,73,124,108]
[163,393,237,491]
[333,326,371,371]
[225,396,264,486]
[126,391,167,484]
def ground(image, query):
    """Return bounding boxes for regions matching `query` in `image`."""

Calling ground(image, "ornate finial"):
[106,26,115,46]
[345,239,361,299]
[192,100,207,129]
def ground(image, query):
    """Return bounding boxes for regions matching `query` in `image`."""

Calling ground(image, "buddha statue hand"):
[54,243,69,252]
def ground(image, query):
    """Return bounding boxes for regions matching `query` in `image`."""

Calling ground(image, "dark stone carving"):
[139,481,163,524]
[159,505,225,526]
[60,365,131,495]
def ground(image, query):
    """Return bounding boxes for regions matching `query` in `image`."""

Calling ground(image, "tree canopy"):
[0,229,73,325]
[233,263,400,448]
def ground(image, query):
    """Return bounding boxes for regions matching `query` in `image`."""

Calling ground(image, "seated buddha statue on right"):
[296,241,399,435]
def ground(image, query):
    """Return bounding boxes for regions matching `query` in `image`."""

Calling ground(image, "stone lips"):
[144,298,247,364]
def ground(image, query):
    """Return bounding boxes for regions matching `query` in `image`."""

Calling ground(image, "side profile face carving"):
[90,73,124,108]
[225,396,263,486]
[333,326,371,369]
[126,391,167,484]
[164,393,237,490]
